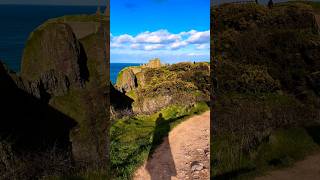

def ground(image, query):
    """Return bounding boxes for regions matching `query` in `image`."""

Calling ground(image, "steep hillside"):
[0,14,110,179]
[212,2,320,179]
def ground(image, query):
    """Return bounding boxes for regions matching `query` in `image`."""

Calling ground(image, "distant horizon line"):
[0,3,106,7]
[110,61,210,64]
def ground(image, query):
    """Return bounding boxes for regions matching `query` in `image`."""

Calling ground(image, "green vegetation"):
[212,1,320,179]
[110,102,209,179]
[212,127,320,179]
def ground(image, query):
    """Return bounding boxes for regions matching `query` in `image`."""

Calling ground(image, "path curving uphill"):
[134,111,210,180]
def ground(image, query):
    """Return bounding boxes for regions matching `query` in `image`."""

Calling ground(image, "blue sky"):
[111,0,210,63]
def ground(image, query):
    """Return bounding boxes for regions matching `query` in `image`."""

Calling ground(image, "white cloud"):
[113,34,134,43]
[135,29,181,44]
[111,42,123,48]
[130,43,142,49]
[187,52,207,56]
[170,41,188,50]
[144,44,165,51]
[186,30,210,44]
[196,43,210,50]
[111,29,210,51]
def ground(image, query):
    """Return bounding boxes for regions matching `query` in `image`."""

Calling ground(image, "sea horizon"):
[0,4,106,7]
[0,4,97,72]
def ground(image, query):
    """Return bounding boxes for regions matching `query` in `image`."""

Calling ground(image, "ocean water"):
[110,63,142,84]
[0,5,98,72]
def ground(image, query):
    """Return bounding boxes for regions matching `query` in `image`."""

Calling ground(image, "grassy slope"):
[212,126,320,179]
[110,102,209,179]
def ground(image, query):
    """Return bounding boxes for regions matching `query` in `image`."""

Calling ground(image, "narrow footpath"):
[134,111,210,180]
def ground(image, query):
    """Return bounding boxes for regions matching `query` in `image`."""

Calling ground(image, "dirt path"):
[134,111,210,180]
[255,153,320,180]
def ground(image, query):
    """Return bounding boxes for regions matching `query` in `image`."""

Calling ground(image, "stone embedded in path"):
[191,161,204,171]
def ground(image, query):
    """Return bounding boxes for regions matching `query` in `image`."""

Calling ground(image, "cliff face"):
[0,14,110,177]
[115,61,210,114]
[21,22,86,89]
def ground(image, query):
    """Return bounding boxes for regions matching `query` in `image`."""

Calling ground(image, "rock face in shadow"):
[0,14,110,176]
[0,62,77,178]
[110,83,133,110]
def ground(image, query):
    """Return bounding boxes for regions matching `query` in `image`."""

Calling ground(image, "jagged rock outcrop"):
[115,61,210,114]
[116,68,138,93]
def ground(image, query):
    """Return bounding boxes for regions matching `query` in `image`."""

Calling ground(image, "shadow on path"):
[146,113,177,180]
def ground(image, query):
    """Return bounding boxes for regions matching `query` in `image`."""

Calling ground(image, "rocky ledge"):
[114,59,210,115]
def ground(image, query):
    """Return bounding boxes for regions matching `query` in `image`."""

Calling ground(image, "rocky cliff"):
[115,60,210,114]
[0,13,109,178]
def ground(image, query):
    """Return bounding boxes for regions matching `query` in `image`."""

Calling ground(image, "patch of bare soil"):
[134,111,210,180]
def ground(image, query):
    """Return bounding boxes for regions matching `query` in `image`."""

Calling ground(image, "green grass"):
[212,127,320,179]
[110,102,209,179]
[126,90,137,100]
[49,89,87,122]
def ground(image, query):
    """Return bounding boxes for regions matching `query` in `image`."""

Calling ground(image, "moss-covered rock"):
[115,60,210,114]
[21,22,86,96]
